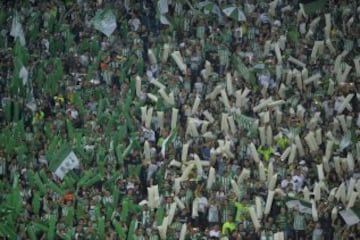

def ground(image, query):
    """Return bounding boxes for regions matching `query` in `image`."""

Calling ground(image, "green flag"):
[91,8,117,37]
[302,0,327,15]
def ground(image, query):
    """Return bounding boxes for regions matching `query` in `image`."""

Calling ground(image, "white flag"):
[54,151,80,179]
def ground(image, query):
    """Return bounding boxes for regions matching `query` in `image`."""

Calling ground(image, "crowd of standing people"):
[0,0,360,239]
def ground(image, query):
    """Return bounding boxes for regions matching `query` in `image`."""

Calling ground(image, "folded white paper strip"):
[278,35,287,50]
[171,51,187,74]
[171,108,178,130]
[331,206,338,221]
[353,57,360,76]
[249,206,261,230]
[237,168,251,184]
[173,177,181,194]
[303,186,311,201]
[274,232,285,240]
[325,140,334,160]
[305,132,319,152]
[205,60,212,79]
[322,156,330,173]
[317,164,325,181]
[193,154,204,177]
[266,126,273,147]
[202,131,216,139]
[288,56,306,68]
[264,190,275,215]
[275,110,282,125]
[268,174,278,191]
[264,40,272,56]
[325,39,336,54]
[231,179,240,197]
[327,78,335,95]
[221,89,231,110]
[228,115,237,134]
[158,88,171,105]
[288,144,297,164]
[192,96,201,115]
[206,85,222,100]
[148,49,157,65]
[274,42,282,64]
[158,219,168,240]
[286,69,293,85]
[180,164,194,181]
[310,41,324,61]
[336,94,354,114]
[333,156,342,176]
[335,182,346,205]
[347,192,358,209]
[295,135,305,157]
[250,143,260,162]
[203,110,215,123]
[314,182,321,201]
[276,64,283,81]
[347,178,356,201]
[135,75,142,97]
[192,198,199,218]
[259,126,266,146]
[157,111,164,130]
[181,141,191,162]
[347,153,355,175]
[267,161,274,185]
[324,13,331,39]
[315,128,322,145]
[168,92,175,105]
[337,63,352,83]
[207,167,216,190]
[226,72,234,96]
[255,196,263,220]
[221,113,229,135]
[201,120,210,133]
[281,146,291,162]
[144,140,151,162]
[328,187,338,202]
[278,83,287,99]
[303,73,321,85]
[259,161,266,182]
[311,199,318,221]
[174,196,185,210]
[253,98,272,112]
[147,93,158,102]
[179,223,187,240]
[148,185,161,209]
[162,43,170,63]
[167,202,177,226]
[306,16,320,39]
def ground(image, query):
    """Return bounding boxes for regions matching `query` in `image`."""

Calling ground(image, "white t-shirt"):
[198,196,208,213]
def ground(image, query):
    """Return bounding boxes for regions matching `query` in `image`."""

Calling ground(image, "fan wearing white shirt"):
[291,168,305,192]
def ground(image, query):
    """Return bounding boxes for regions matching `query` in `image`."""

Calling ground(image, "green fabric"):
[156,206,165,225]
[32,191,41,216]
[34,173,46,195]
[47,180,65,196]
[48,215,57,240]
[98,217,105,239]
[121,198,129,222]
[84,174,102,188]
[288,27,299,44]
[66,206,75,225]
[27,225,37,240]
[112,219,126,239]
[303,0,327,15]
[0,223,17,239]
[127,220,136,240]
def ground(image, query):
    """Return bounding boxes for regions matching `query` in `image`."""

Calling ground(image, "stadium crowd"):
[0,0,359,239]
